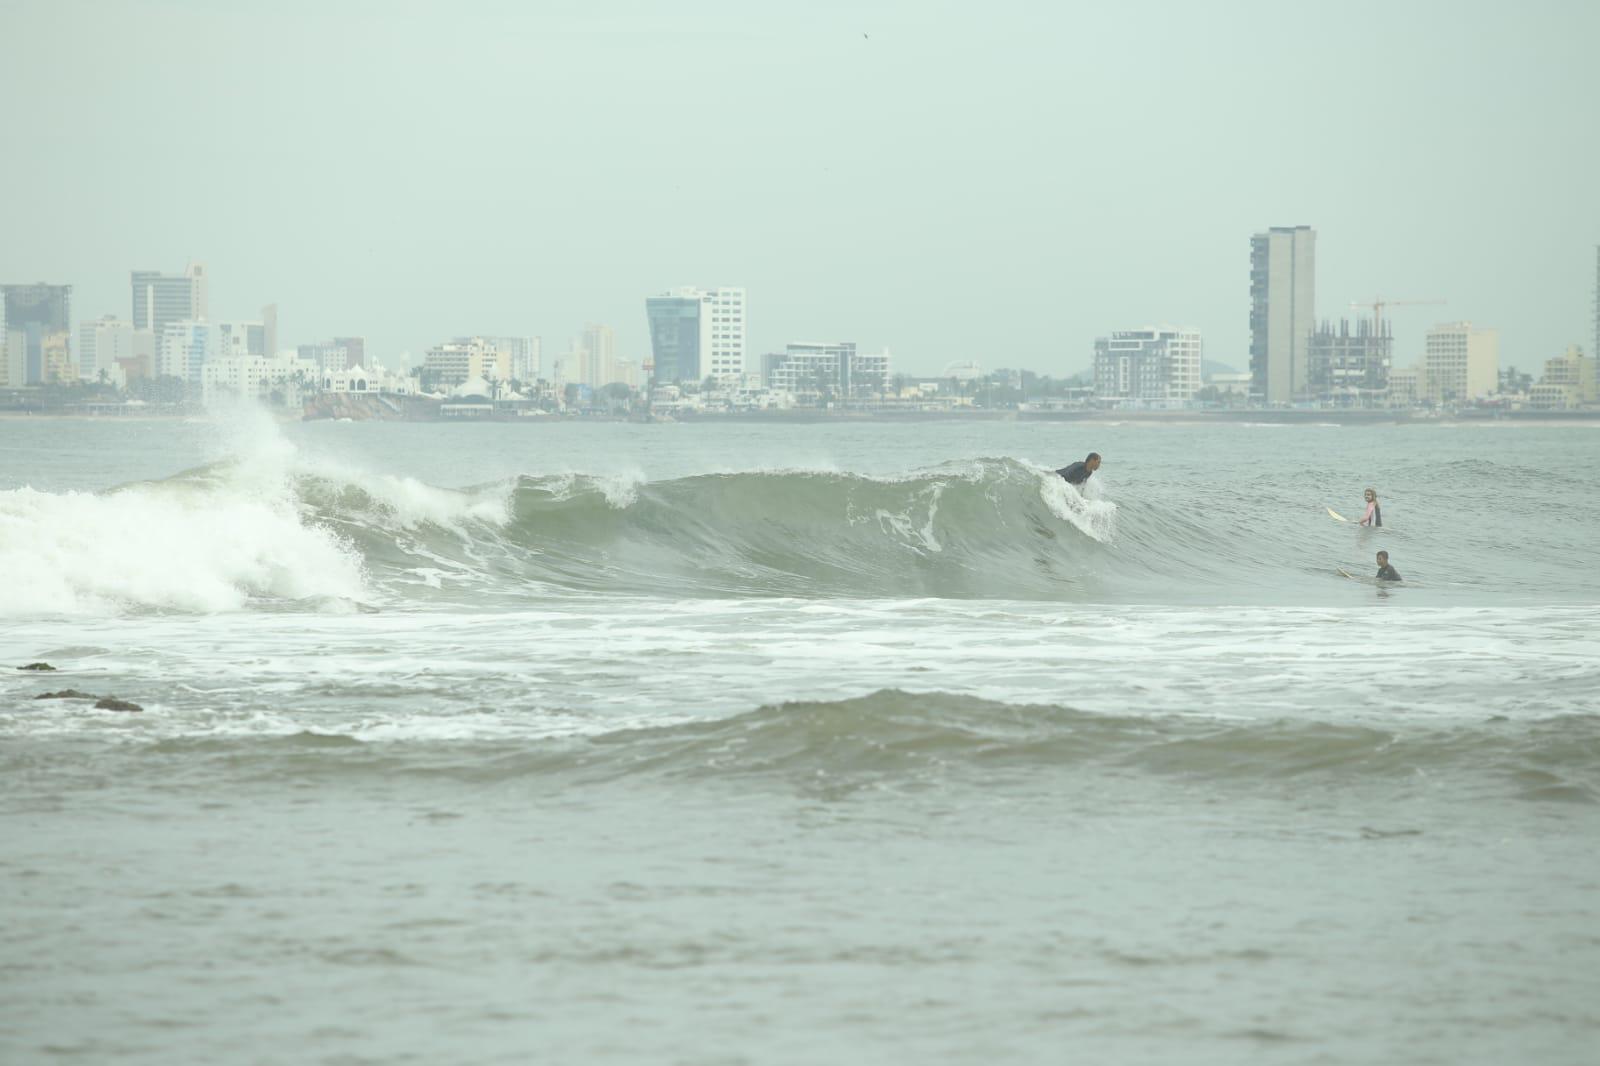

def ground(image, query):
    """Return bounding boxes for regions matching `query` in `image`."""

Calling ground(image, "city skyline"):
[2,1,1596,378]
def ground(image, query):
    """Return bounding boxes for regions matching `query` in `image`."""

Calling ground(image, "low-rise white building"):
[201,352,318,406]
[1528,345,1596,410]
[424,337,513,386]
[1387,365,1426,407]
[1206,371,1253,397]
[322,365,372,393]
[762,342,890,401]
[1093,327,1202,406]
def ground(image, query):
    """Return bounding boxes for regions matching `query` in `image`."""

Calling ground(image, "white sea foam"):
[537,470,645,508]
[594,471,645,508]
[1038,470,1117,542]
[0,481,365,616]
[0,409,364,616]
[870,483,946,553]
[308,458,513,529]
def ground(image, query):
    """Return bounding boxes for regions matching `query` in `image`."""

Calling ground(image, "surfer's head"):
[1085,452,1102,472]
[1365,488,1377,502]
[1376,550,1389,564]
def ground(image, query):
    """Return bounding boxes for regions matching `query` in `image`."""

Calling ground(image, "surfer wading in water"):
[1057,452,1101,487]
[1358,488,1382,527]
[1375,551,1401,582]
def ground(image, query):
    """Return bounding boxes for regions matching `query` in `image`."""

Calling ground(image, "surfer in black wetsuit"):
[1375,551,1401,582]
[1057,452,1101,486]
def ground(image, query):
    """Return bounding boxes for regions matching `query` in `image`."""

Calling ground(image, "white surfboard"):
[1327,507,1349,523]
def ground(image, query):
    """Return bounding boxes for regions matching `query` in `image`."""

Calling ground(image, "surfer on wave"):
[1057,452,1101,487]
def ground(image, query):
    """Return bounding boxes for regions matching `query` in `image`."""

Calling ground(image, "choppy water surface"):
[3,416,1598,1064]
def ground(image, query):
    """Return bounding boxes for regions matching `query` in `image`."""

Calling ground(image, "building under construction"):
[1308,317,1392,405]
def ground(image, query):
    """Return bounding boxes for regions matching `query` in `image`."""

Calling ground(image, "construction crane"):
[1347,297,1446,333]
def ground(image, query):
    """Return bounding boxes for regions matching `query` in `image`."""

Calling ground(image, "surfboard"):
[1335,567,1355,579]
[1327,507,1349,523]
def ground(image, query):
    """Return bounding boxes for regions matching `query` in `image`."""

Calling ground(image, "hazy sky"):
[3,0,1596,376]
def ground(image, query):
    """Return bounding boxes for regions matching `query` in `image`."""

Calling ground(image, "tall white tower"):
[704,287,746,382]
[1249,227,1316,405]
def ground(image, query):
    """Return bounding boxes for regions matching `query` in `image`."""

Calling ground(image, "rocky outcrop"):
[31,689,143,712]
[18,662,56,671]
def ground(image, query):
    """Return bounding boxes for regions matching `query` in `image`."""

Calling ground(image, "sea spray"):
[0,410,366,615]
[0,480,366,615]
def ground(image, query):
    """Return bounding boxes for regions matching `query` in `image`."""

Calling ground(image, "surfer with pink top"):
[1357,488,1382,527]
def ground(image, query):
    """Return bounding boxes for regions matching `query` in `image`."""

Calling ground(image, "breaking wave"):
[301,457,1137,601]
[3,437,1164,613]
[10,416,1590,616]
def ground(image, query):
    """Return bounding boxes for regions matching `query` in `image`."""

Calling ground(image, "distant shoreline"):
[3,408,1597,426]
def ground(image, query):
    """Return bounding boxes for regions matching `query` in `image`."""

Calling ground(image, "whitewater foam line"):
[0,410,371,617]
[0,481,366,616]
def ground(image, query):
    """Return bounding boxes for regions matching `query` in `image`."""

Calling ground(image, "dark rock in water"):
[31,688,144,712]
[19,662,57,671]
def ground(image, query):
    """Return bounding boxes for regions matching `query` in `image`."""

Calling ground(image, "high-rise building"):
[132,263,208,339]
[580,323,615,387]
[645,287,745,384]
[762,342,889,399]
[478,336,538,382]
[1,333,23,388]
[703,288,746,380]
[334,337,366,369]
[297,337,364,372]
[159,321,222,382]
[645,291,709,384]
[1424,322,1499,404]
[1,283,73,386]
[612,359,642,390]
[208,321,265,359]
[42,332,75,383]
[298,340,351,374]
[1249,226,1316,405]
[1092,327,1202,405]
[262,304,278,359]
[80,315,156,381]
[1308,318,1392,404]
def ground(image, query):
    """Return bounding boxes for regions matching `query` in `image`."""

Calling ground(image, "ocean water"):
[2,415,1598,1064]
